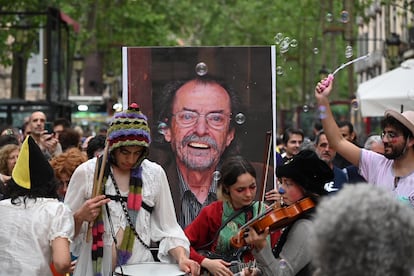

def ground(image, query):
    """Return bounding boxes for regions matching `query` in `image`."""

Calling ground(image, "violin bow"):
[257,131,272,216]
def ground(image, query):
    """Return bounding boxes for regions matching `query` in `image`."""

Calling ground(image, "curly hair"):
[0,144,20,175]
[312,183,414,276]
[49,147,87,183]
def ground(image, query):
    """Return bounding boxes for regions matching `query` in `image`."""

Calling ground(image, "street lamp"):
[385,32,401,68]
[73,52,84,95]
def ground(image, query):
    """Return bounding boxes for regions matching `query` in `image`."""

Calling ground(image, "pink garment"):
[359,149,414,206]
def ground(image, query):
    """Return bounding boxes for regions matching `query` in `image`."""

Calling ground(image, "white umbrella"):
[357,59,414,117]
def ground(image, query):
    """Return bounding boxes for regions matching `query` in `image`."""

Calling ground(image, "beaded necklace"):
[109,171,149,249]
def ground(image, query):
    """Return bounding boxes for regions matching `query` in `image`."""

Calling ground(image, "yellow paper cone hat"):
[12,136,54,189]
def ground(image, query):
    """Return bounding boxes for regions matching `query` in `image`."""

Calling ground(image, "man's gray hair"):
[312,183,414,276]
[364,135,382,150]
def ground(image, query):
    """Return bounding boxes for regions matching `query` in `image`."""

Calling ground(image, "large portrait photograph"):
[123,46,276,227]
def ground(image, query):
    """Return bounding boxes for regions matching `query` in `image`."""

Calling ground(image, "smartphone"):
[45,122,53,134]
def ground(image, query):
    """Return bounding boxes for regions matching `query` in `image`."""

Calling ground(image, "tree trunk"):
[11,52,28,99]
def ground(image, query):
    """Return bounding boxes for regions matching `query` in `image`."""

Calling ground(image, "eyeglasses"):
[380,131,400,141]
[172,110,231,130]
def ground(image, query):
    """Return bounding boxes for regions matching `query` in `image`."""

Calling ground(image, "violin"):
[230,197,315,248]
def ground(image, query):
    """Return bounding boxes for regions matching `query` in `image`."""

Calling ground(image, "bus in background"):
[69,95,110,136]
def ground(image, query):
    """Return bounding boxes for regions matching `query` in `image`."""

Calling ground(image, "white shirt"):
[0,198,74,275]
[64,158,190,276]
[360,149,414,206]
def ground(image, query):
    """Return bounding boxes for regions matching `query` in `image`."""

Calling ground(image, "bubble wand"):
[321,53,370,89]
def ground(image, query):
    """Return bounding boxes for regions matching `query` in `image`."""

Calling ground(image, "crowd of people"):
[0,73,413,276]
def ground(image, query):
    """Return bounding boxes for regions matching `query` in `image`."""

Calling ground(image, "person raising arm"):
[315,77,414,206]
[314,80,360,166]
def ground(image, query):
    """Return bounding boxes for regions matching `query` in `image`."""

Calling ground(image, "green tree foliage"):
[0,0,371,106]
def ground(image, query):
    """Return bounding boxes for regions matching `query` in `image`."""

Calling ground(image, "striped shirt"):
[177,171,217,228]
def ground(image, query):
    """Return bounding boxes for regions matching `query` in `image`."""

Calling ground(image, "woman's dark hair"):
[218,155,256,200]
[0,134,19,147]
[59,128,81,151]
[8,177,59,206]
[86,135,106,159]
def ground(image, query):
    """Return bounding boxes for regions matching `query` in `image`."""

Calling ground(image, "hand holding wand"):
[86,142,109,242]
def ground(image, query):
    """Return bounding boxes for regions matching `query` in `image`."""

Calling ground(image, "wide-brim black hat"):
[12,136,55,189]
[276,149,334,195]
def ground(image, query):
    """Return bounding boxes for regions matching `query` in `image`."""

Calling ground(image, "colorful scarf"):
[215,201,257,254]
[117,166,143,264]
[91,157,143,276]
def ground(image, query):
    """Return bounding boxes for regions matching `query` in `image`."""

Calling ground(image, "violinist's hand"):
[265,189,282,204]
[239,267,260,276]
[315,75,333,99]
[243,227,269,252]
[201,258,233,276]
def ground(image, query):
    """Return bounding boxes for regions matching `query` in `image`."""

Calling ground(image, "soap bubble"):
[195,62,208,76]
[317,105,327,119]
[303,105,309,113]
[351,99,359,111]
[157,121,168,135]
[235,113,246,125]
[290,39,298,48]
[313,48,319,55]
[326,13,333,23]
[279,40,290,54]
[345,45,353,58]
[340,10,349,23]
[276,66,284,76]
[274,32,284,44]
[213,171,221,181]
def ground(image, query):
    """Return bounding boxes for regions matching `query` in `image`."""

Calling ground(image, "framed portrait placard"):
[122,46,277,226]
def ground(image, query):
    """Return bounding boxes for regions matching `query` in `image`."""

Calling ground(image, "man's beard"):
[179,134,220,171]
[183,154,217,171]
[383,143,406,160]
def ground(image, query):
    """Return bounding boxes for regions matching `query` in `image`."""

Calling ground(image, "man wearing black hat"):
[315,78,414,207]
[242,150,334,276]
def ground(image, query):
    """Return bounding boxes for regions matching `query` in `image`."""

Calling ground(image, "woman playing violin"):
[242,150,334,276]
[184,155,280,276]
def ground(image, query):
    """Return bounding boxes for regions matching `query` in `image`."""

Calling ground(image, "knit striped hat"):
[107,103,151,155]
